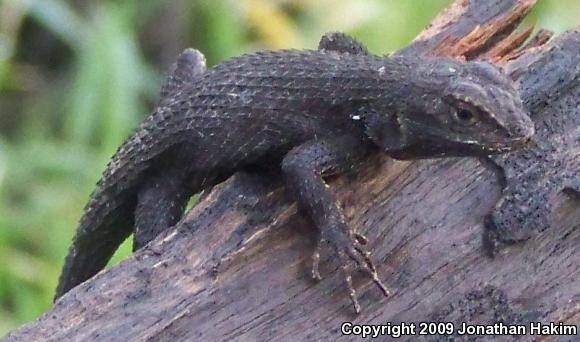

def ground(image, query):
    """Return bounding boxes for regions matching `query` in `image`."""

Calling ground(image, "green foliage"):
[0,0,578,336]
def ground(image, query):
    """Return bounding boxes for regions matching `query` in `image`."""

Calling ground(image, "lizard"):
[55,32,535,313]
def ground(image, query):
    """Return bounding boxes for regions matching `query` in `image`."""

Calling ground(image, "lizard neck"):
[352,56,421,151]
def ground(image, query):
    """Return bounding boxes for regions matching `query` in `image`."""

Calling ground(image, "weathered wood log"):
[4,0,579,341]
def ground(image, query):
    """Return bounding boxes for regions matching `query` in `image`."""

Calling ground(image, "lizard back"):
[55,49,405,298]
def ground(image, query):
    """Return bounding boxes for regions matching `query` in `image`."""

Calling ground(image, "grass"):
[0,0,578,336]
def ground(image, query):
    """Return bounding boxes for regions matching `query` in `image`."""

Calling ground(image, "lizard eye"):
[452,104,480,126]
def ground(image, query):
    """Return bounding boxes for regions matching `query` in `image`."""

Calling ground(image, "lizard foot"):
[311,228,389,314]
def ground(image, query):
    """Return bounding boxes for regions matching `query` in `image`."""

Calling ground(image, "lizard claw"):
[311,229,390,314]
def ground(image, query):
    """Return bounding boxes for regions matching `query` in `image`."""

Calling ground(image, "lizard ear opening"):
[362,109,408,151]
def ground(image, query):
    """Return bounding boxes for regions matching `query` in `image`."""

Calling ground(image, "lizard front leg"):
[281,134,389,313]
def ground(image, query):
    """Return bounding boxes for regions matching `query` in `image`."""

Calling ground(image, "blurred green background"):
[0,0,578,334]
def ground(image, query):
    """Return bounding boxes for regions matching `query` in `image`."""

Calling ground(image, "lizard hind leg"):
[133,167,195,251]
[318,32,370,55]
[133,48,208,250]
[158,48,207,103]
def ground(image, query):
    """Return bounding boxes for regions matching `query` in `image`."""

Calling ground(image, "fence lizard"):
[55,32,534,313]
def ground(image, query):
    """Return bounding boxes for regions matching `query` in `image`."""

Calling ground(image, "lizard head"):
[367,58,535,159]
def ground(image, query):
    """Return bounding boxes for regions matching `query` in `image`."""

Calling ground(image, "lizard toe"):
[313,226,389,313]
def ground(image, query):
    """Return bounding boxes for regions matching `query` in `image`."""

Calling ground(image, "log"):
[4,0,579,341]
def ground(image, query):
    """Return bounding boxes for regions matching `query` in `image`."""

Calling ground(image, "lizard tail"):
[54,190,137,300]
[54,129,154,300]
[55,48,207,300]
[54,106,185,300]
[54,121,186,300]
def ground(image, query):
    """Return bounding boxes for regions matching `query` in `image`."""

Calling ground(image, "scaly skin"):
[56,33,534,312]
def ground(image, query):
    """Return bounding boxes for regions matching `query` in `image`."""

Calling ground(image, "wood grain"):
[4,0,579,341]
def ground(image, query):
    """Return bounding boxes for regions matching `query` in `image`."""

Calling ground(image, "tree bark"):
[4,0,579,341]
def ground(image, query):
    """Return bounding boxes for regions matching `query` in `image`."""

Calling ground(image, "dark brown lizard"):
[55,32,534,313]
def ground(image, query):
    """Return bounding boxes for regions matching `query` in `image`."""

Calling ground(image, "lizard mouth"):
[387,137,532,160]
[481,144,516,154]
[480,136,535,154]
